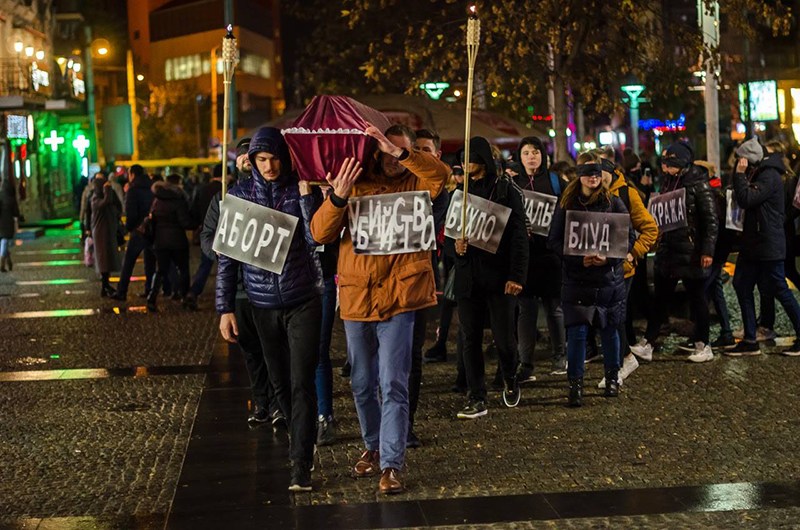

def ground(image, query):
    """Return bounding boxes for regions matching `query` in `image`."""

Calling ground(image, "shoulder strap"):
[549,171,561,196]
[618,184,630,212]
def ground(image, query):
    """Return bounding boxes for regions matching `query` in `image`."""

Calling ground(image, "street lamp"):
[621,78,646,154]
[35,50,44,61]
[24,46,34,58]
[14,41,23,53]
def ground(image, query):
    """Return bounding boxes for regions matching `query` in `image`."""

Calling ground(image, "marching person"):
[547,151,631,406]
[729,137,800,356]
[630,142,719,362]
[217,127,324,492]
[311,124,449,495]
[453,136,529,419]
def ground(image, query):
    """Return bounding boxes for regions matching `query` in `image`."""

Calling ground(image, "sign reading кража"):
[521,190,558,236]
[212,194,299,274]
[563,210,630,259]
[647,188,688,233]
[347,191,436,255]
[444,189,511,254]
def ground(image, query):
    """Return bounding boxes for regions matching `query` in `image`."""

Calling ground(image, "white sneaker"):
[620,355,640,380]
[630,339,653,361]
[597,376,623,389]
[687,342,714,363]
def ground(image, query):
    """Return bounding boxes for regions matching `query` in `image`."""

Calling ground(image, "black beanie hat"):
[235,137,251,157]
[663,142,694,169]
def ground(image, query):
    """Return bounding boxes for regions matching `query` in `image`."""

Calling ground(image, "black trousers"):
[251,296,321,464]
[150,248,190,302]
[408,309,426,428]
[234,296,278,414]
[458,291,518,402]
[645,274,710,345]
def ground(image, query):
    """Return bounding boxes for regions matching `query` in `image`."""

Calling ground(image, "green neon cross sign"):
[420,82,451,100]
[73,134,90,157]
[44,130,65,152]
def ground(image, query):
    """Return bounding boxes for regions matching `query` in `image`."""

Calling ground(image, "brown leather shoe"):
[353,449,380,478]
[379,467,404,494]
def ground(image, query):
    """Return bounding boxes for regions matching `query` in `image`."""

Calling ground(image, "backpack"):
[549,171,562,196]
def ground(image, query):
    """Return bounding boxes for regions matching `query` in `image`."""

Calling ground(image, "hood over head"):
[516,136,548,177]
[152,180,184,199]
[248,127,293,182]
[663,141,694,170]
[460,136,497,180]
[735,137,766,166]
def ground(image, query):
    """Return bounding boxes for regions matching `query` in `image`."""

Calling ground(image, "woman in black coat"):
[147,174,192,311]
[0,178,20,272]
[548,152,630,407]
[90,173,123,296]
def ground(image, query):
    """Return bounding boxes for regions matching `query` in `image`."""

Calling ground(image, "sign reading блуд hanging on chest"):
[647,188,688,233]
[444,189,511,254]
[212,194,298,274]
[347,191,436,255]
[521,190,558,236]
[563,211,630,259]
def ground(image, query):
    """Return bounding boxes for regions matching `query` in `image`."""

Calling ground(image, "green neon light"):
[419,82,451,100]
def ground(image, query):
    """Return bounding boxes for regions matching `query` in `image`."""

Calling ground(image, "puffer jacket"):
[654,164,718,279]
[733,153,786,261]
[608,172,658,278]
[124,172,154,232]
[215,128,323,313]
[311,148,449,322]
[547,192,631,328]
[512,136,561,298]
[150,181,191,250]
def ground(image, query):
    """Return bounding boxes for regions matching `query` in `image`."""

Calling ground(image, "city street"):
[3,224,800,529]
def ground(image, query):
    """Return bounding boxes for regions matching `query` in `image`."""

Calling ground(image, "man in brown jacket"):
[311,123,449,495]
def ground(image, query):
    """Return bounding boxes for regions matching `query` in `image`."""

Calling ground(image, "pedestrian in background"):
[90,172,123,297]
[112,164,155,301]
[0,177,20,272]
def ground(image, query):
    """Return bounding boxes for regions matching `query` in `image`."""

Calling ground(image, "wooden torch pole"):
[461,6,481,240]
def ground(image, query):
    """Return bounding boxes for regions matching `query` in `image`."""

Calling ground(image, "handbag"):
[443,265,456,302]
[84,236,94,267]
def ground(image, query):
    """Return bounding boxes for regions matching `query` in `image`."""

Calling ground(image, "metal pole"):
[126,49,139,161]
[84,26,99,164]
[211,47,218,145]
[699,0,721,170]
[461,7,480,240]
[630,102,640,155]
[221,25,238,198]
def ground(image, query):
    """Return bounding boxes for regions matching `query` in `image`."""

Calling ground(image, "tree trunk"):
[552,74,570,163]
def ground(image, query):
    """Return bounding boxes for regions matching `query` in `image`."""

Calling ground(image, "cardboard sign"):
[563,210,630,259]
[444,189,512,254]
[725,189,744,232]
[212,194,299,274]
[347,191,436,255]
[521,190,558,236]
[647,188,688,233]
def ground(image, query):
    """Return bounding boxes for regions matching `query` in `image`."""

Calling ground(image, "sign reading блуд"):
[647,188,688,233]
[213,194,298,274]
[563,211,630,259]
[347,191,436,255]
[444,189,511,254]
[521,190,558,236]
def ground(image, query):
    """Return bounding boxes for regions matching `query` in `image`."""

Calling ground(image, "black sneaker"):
[711,335,736,349]
[288,461,312,492]
[782,339,800,357]
[316,416,336,446]
[423,344,447,363]
[456,400,488,419]
[502,377,521,408]
[517,363,536,383]
[182,293,198,311]
[724,341,761,357]
[248,406,270,425]
[490,369,504,390]
[271,409,287,428]
[339,361,351,378]
[406,429,421,449]
[677,340,696,352]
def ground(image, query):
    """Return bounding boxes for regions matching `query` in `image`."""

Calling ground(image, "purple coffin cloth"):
[282,95,392,182]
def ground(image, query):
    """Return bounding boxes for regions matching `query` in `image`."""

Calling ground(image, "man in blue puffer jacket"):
[216,126,323,492]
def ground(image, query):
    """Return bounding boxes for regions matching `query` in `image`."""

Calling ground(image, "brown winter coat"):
[90,180,123,274]
[310,149,449,322]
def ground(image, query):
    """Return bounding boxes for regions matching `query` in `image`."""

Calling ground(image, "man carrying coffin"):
[216,127,324,492]
[453,136,529,420]
[630,142,719,363]
[311,123,448,495]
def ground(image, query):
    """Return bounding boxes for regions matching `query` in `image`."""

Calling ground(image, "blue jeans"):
[567,323,620,380]
[116,232,156,296]
[704,261,732,337]
[315,276,337,419]
[344,311,415,471]
[189,252,215,297]
[734,259,800,342]
[0,238,10,257]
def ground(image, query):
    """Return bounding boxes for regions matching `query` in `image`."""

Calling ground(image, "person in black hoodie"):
[147,174,192,311]
[112,165,155,300]
[547,151,631,406]
[630,141,719,362]
[729,137,800,356]
[510,136,567,381]
[453,136,529,419]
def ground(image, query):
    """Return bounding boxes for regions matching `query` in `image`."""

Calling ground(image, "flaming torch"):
[461,5,480,240]
[221,24,239,197]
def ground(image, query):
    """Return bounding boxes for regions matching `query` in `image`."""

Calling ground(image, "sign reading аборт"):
[563,210,630,259]
[212,194,299,274]
[347,191,436,255]
[647,188,688,233]
[444,189,511,254]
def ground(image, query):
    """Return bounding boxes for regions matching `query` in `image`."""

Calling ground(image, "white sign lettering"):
[444,189,511,254]
[346,191,436,255]
[521,190,558,236]
[564,211,630,259]
[647,188,688,233]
